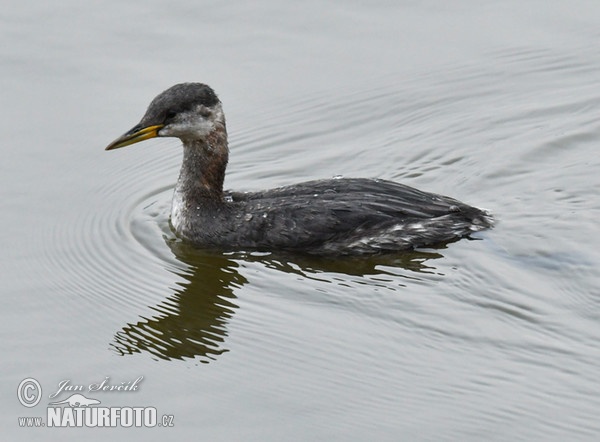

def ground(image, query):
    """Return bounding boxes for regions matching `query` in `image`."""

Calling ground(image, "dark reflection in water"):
[111,243,246,363]
[255,248,445,276]
[111,238,449,362]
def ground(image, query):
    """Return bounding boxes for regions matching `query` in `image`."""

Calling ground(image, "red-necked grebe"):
[105,83,493,255]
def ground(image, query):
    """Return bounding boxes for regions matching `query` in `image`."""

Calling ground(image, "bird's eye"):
[165,110,177,121]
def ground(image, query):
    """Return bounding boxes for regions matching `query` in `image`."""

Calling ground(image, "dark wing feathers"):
[215,178,488,252]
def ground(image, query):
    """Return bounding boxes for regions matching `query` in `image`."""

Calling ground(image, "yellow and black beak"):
[105,124,164,151]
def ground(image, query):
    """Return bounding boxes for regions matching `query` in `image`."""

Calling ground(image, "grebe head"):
[105,83,224,150]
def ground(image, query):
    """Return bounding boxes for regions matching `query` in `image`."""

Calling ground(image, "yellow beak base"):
[105,124,164,151]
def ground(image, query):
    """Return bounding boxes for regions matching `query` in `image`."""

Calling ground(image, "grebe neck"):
[171,128,229,231]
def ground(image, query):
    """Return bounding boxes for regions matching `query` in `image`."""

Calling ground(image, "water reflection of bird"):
[111,249,243,362]
[106,83,493,255]
[110,242,444,362]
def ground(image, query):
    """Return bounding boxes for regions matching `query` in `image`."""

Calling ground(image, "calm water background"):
[2,1,600,440]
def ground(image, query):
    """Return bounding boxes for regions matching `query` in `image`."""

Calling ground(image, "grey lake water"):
[2,1,600,441]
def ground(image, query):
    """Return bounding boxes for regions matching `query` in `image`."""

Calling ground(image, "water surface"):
[2,1,600,440]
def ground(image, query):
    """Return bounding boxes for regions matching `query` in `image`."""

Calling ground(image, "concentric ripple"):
[33,141,181,323]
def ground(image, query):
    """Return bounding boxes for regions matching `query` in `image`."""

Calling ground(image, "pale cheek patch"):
[159,103,223,139]
[160,118,214,139]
